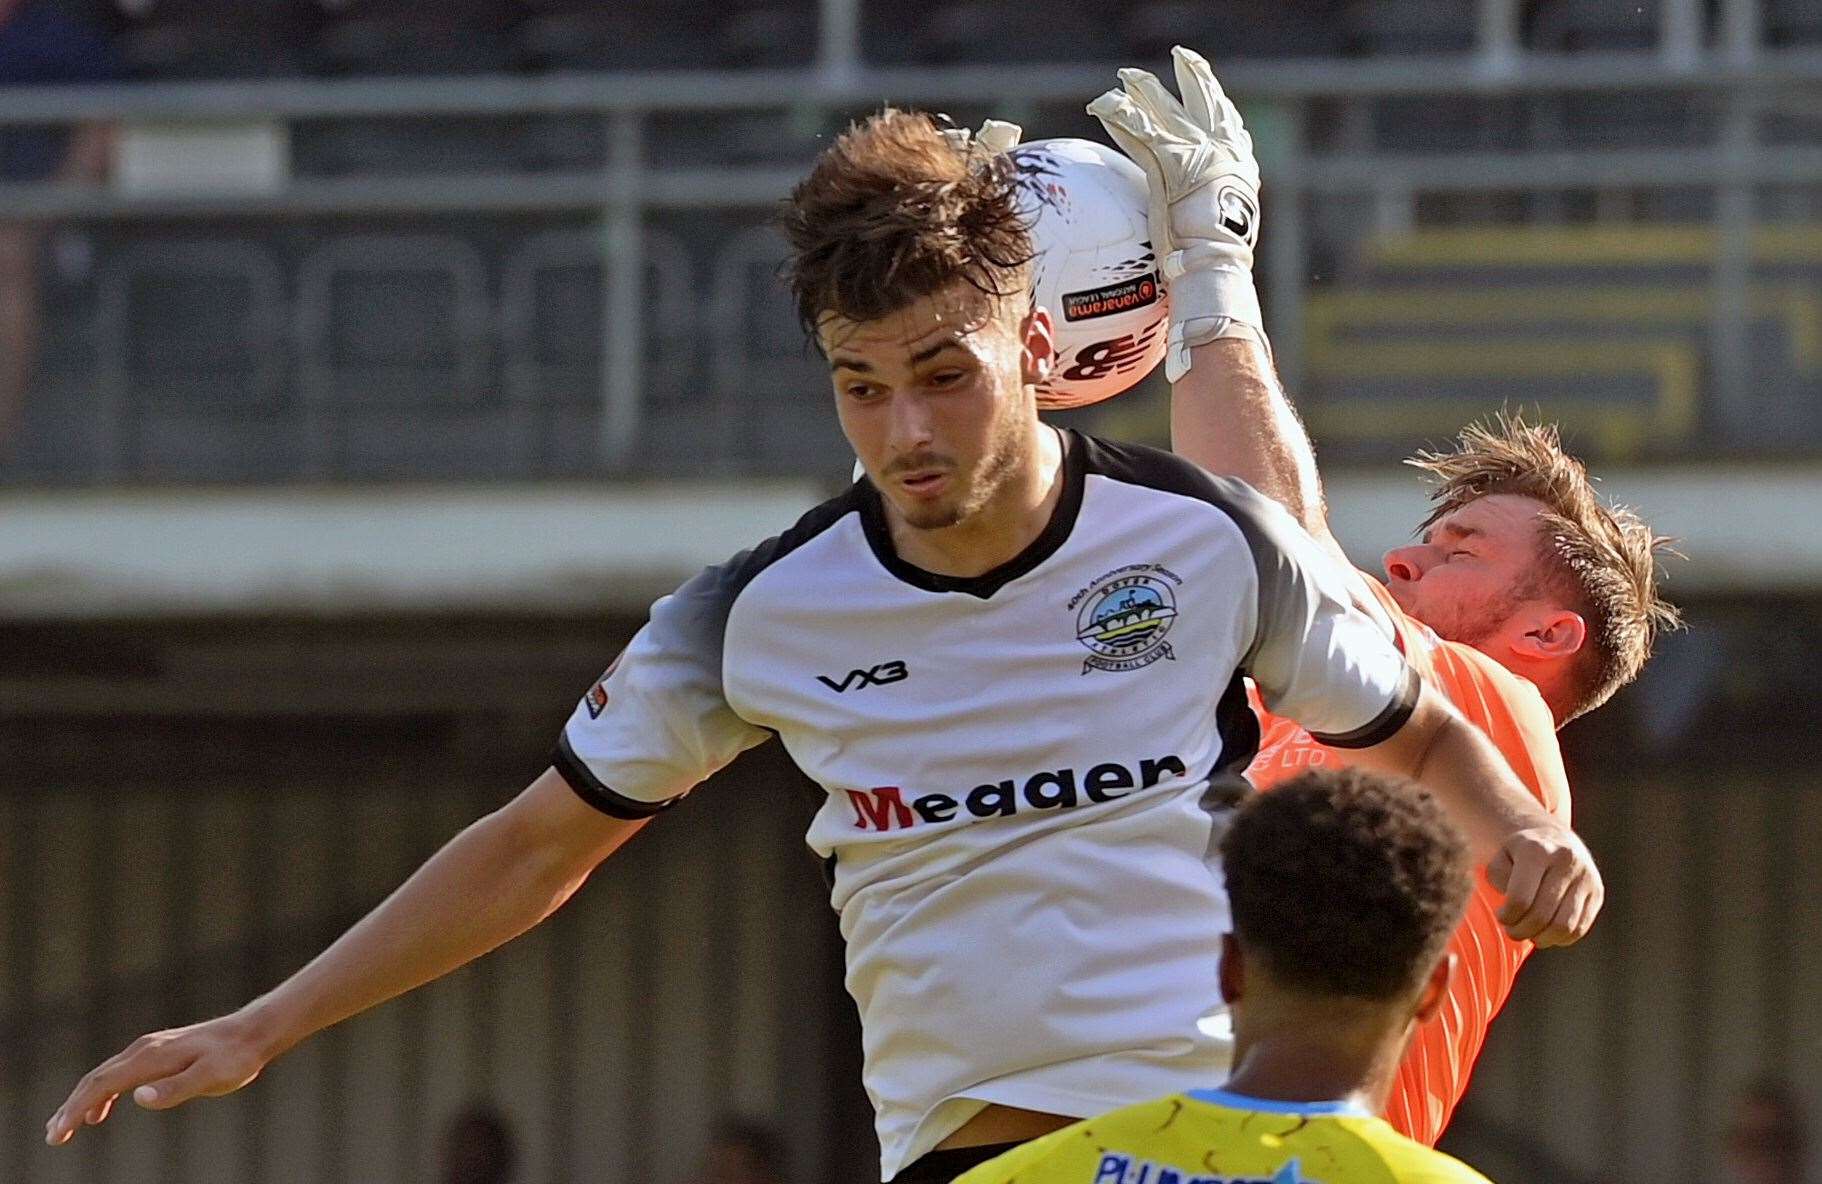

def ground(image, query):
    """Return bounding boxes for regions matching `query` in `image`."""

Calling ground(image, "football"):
[1014,137,1169,409]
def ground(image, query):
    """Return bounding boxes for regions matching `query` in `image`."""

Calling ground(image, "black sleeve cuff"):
[551,732,681,820]
[1309,662,1422,750]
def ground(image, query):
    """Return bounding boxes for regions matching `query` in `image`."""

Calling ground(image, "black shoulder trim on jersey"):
[858,427,1086,599]
[1197,671,1260,829]
[717,480,871,609]
[1075,432,1259,508]
[1310,662,1421,749]
[1211,669,1261,785]
[552,733,681,820]
[1077,433,1295,663]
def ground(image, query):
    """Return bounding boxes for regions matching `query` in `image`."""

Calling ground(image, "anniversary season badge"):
[1069,563,1184,674]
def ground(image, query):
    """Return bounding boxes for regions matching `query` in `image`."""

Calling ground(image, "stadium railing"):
[2,40,1821,482]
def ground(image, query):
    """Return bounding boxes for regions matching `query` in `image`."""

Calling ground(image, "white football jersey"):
[557,431,1416,1179]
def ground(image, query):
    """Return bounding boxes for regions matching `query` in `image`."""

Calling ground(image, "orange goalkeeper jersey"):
[1247,572,1569,1146]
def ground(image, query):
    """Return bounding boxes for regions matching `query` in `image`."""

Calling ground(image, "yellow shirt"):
[953,1089,1494,1184]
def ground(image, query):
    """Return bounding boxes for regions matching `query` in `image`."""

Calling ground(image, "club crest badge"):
[1069,563,1184,674]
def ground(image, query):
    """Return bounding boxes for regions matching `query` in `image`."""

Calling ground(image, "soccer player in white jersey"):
[48,110,1600,1183]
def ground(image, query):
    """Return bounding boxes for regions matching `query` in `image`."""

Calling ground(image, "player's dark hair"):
[1222,768,1471,1001]
[780,108,1034,343]
[438,1102,518,1184]
[710,1115,791,1178]
[1409,413,1682,723]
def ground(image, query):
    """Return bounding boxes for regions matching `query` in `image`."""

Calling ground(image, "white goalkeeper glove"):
[1088,46,1264,382]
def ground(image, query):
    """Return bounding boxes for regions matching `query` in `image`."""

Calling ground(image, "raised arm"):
[1173,336,1340,558]
[1090,47,1348,568]
[48,768,641,1145]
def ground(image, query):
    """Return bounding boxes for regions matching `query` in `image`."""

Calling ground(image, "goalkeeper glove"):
[1088,46,1264,381]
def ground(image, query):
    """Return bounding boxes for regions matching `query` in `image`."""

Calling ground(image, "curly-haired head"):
[1408,413,1682,723]
[1222,768,1471,1001]
[780,109,1034,343]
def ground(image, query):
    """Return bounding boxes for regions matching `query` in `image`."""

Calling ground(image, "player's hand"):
[1486,823,1604,948]
[45,1012,272,1146]
[938,117,1022,157]
[1088,45,1263,380]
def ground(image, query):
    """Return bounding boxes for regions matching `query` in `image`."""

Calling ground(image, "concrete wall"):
[2,613,1819,1184]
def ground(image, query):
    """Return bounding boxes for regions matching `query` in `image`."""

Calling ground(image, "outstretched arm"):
[50,553,771,1145]
[1349,681,1600,946]
[47,768,642,1145]
[1172,334,1344,563]
[1090,48,1347,569]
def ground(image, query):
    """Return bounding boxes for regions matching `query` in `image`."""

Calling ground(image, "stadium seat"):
[705,221,847,476]
[867,1,1107,65]
[706,106,835,166]
[114,24,310,79]
[1120,0,1347,62]
[513,4,718,72]
[309,13,512,76]
[499,227,698,475]
[1765,0,1822,45]
[1529,87,1711,151]
[92,238,292,480]
[294,233,498,478]
[1304,222,1822,460]
[1342,0,1477,55]
[716,3,819,69]
[1332,0,1514,152]
[1528,0,1669,52]
[108,0,314,78]
[511,114,607,173]
[292,0,516,172]
[290,116,516,177]
[1526,1,1711,150]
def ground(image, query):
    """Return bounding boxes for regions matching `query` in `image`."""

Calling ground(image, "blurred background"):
[2,0,1820,1181]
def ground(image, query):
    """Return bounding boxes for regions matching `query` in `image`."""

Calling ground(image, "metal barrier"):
[3,31,1821,481]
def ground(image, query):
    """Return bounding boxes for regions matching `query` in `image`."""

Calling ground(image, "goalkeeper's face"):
[823,282,1053,532]
[1382,494,1586,673]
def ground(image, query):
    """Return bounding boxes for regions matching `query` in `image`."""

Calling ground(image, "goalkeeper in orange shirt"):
[959,767,1494,1184]
[1088,48,1679,1144]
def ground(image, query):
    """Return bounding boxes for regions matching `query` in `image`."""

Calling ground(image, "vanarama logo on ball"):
[1070,563,1184,674]
[1061,272,1162,321]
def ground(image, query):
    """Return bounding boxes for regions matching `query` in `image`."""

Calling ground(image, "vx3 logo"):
[817,660,909,693]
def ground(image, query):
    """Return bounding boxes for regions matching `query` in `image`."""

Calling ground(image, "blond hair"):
[1409,414,1681,722]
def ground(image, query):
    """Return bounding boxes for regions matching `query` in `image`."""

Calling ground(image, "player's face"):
[822,284,1051,532]
[1382,494,1559,646]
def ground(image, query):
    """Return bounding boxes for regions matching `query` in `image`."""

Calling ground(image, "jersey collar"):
[859,427,1085,599]
[1186,1087,1372,1118]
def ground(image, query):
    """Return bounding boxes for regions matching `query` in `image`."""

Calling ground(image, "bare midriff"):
[935,1103,1076,1150]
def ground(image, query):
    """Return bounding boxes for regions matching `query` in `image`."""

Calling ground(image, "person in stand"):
[0,0,115,454]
